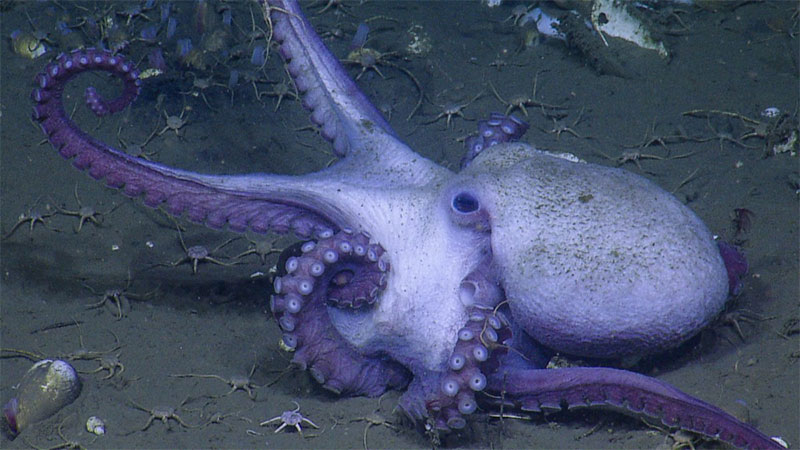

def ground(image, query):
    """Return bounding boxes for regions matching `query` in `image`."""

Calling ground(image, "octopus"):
[27,0,781,448]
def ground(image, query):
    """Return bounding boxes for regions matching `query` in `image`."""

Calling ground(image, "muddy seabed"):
[1,1,797,449]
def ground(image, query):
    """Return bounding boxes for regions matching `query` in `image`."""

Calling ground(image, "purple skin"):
[717,241,749,296]
[2,398,19,436]
[461,112,529,169]
[271,230,409,395]
[29,0,780,448]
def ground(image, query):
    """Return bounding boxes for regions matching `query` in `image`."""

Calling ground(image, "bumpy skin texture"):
[30,0,779,447]
[455,143,729,358]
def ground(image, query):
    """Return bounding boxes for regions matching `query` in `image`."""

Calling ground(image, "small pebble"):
[86,416,105,435]
[761,107,780,119]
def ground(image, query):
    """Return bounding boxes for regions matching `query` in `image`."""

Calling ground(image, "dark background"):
[1,1,797,448]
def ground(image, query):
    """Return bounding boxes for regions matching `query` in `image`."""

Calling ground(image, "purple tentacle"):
[421,264,511,431]
[486,367,782,449]
[717,241,748,296]
[267,0,397,157]
[427,306,511,431]
[462,113,529,169]
[270,230,409,396]
[32,49,335,238]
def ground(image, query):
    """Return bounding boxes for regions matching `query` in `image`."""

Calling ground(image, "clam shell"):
[11,32,46,59]
[2,360,81,435]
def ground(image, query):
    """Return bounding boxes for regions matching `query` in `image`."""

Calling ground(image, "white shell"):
[86,416,105,435]
[11,31,47,59]
[771,436,789,448]
[761,107,780,118]
[591,0,669,58]
[2,360,82,434]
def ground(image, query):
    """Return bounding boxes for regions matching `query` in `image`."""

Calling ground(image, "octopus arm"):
[32,49,339,238]
[487,367,783,449]
[267,0,442,186]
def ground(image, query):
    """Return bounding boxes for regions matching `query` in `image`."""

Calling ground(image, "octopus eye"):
[452,192,479,213]
[448,190,490,231]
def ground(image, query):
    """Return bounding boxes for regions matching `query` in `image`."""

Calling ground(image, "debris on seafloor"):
[555,11,635,79]
[2,360,82,439]
[514,0,676,78]
[590,0,670,59]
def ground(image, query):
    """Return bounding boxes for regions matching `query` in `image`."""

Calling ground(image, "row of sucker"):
[462,113,529,169]
[270,4,349,156]
[272,229,388,313]
[439,241,779,448]
[268,0,398,157]
[31,48,335,239]
[270,230,406,395]
[485,363,784,449]
[429,306,512,431]
[32,49,141,129]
